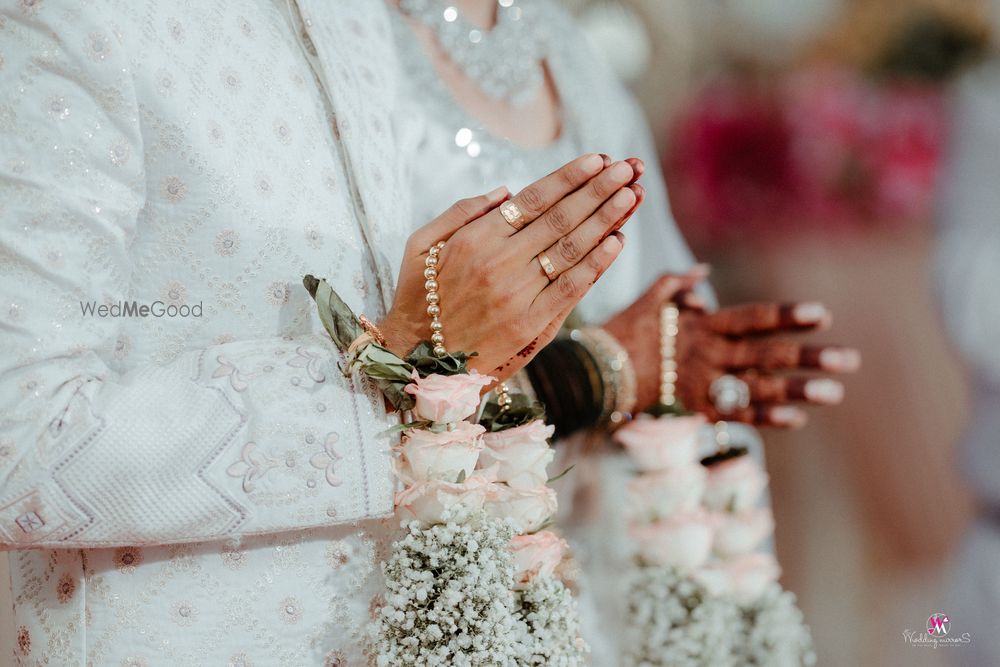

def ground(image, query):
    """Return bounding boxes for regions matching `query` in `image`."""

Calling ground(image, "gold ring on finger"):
[500,201,525,230]
[537,251,558,282]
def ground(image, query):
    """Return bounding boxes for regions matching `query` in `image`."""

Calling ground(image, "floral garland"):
[614,413,816,666]
[303,276,586,665]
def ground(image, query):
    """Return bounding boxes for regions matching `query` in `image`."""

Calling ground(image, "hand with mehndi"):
[603,269,860,428]
[380,153,645,385]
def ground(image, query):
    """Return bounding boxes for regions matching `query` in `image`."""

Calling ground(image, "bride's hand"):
[382,153,643,382]
[604,270,861,427]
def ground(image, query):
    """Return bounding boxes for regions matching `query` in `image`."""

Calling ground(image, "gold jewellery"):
[500,201,525,230]
[537,251,558,282]
[425,241,448,357]
[659,304,680,408]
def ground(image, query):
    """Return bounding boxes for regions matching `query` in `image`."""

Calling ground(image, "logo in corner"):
[927,612,950,636]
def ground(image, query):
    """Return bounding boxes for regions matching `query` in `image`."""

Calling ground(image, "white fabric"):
[1,0,408,662]
[389,4,731,663]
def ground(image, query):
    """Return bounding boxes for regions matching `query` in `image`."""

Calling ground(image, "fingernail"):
[606,232,624,249]
[629,183,645,198]
[804,379,844,404]
[611,188,635,209]
[583,153,604,173]
[771,406,807,428]
[610,161,633,180]
[599,153,612,167]
[690,263,711,277]
[793,302,828,324]
[486,186,508,203]
[819,348,861,372]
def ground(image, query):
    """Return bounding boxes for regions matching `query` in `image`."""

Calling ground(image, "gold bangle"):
[571,327,637,427]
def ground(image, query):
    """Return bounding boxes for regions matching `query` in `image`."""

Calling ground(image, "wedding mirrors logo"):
[79,300,203,318]
[902,611,972,648]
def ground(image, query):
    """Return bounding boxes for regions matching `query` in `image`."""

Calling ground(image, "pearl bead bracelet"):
[425,241,447,357]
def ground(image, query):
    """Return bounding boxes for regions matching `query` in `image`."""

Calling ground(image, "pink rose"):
[486,485,558,534]
[614,414,707,471]
[693,553,781,606]
[480,420,555,489]
[404,370,494,424]
[629,509,717,570]
[713,508,774,558]
[627,465,707,522]
[395,474,496,525]
[702,455,769,512]
[397,421,485,483]
[509,530,568,588]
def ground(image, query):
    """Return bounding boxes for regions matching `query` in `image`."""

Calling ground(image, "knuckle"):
[545,204,572,235]
[588,177,606,201]
[555,273,579,300]
[452,197,476,219]
[519,185,544,213]
[557,235,580,264]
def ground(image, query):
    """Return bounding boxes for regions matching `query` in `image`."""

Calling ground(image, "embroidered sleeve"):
[0,6,394,548]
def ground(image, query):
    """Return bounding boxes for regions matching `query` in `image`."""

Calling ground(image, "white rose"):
[626,465,707,522]
[397,421,485,483]
[403,370,494,424]
[395,474,495,525]
[614,414,707,471]
[629,509,717,570]
[479,420,555,489]
[486,485,558,533]
[509,530,568,588]
[713,508,774,557]
[702,455,769,512]
[693,553,781,606]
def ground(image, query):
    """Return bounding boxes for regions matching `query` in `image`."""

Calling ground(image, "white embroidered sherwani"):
[0,0,409,663]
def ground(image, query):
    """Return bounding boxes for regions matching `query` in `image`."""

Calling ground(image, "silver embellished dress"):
[390,3,700,663]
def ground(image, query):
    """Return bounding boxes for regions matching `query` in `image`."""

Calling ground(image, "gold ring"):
[537,251,557,281]
[500,201,525,230]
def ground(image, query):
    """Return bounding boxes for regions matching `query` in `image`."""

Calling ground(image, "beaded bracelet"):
[424,241,447,357]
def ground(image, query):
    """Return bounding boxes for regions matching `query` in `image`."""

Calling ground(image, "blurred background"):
[567,0,996,664]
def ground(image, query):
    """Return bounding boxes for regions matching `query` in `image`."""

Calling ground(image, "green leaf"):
[302,275,364,353]
[647,401,693,418]
[405,341,476,377]
[547,464,575,484]
[479,394,547,432]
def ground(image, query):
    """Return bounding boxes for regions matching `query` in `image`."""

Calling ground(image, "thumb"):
[648,267,708,303]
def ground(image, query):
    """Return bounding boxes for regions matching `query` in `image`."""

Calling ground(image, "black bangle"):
[525,338,605,439]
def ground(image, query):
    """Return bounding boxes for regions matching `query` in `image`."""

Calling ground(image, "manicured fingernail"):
[599,153,612,167]
[689,263,711,277]
[583,153,604,173]
[611,188,635,209]
[793,302,828,324]
[486,186,508,202]
[804,379,844,404]
[606,232,624,249]
[771,406,807,428]
[610,161,632,180]
[819,348,861,372]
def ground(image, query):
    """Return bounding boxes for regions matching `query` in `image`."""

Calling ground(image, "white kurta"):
[1,0,410,663]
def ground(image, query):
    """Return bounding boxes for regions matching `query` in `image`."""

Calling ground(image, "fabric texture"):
[1,0,408,662]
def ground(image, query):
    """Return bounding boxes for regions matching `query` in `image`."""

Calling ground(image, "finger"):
[723,404,809,429]
[705,302,832,336]
[408,186,509,254]
[533,186,636,280]
[518,160,635,252]
[625,157,645,184]
[485,153,606,236]
[530,232,624,323]
[805,346,862,373]
[721,341,860,372]
[741,374,844,405]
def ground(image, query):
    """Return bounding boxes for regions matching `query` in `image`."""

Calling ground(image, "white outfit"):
[0,0,409,663]
[937,58,1000,664]
[390,5,764,663]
